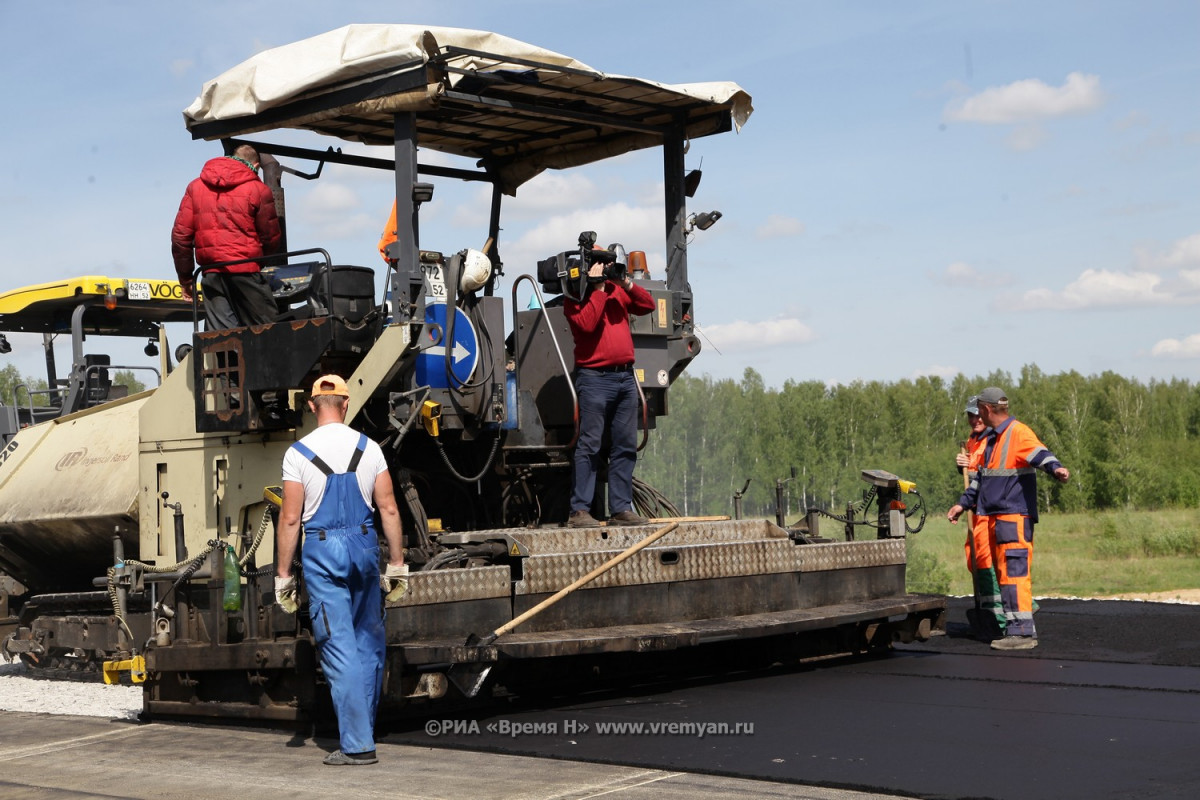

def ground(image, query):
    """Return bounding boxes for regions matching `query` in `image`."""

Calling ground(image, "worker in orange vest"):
[956,396,1003,641]
[948,386,1069,651]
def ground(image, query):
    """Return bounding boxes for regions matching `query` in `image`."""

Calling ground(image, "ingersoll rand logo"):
[52,447,130,470]
[55,448,89,471]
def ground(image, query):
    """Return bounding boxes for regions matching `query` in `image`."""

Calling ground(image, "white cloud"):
[303,182,360,213]
[169,59,193,78]
[1151,334,1200,359]
[1013,269,1164,310]
[502,202,665,277]
[1005,124,1048,151]
[911,365,959,380]
[508,173,600,217]
[452,172,604,229]
[931,261,1013,288]
[700,317,815,352]
[1159,233,1200,269]
[945,72,1104,124]
[754,214,805,239]
[936,261,986,288]
[1133,233,1200,274]
[290,182,378,240]
[1010,231,1200,311]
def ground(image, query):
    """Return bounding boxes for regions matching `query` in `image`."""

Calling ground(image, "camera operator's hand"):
[586,263,606,284]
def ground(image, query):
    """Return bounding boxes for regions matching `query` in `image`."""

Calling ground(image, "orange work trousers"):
[988,513,1036,637]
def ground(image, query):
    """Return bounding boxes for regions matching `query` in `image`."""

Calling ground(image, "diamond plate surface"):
[506,519,785,555]
[388,565,510,608]
[798,539,907,572]
[515,539,804,595]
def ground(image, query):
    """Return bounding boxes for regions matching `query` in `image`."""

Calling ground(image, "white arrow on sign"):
[426,342,471,362]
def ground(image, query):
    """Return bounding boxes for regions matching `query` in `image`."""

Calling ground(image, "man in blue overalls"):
[274,374,407,765]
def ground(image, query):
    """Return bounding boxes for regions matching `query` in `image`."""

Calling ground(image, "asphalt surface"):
[379,598,1200,800]
[2,598,1197,799]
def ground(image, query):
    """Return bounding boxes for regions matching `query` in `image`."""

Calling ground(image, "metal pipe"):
[663,122,689,294]
[509,275,578,448]
[112,533,129,654]
[241,524,259,641]
[42,333,59,405]
[163,493,191,642]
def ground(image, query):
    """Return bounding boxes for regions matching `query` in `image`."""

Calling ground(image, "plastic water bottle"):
[223,546,242,612]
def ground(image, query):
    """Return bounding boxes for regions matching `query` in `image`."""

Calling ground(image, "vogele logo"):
[55,448,89,471]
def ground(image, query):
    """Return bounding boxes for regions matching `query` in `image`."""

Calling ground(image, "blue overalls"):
[293,433,384,755]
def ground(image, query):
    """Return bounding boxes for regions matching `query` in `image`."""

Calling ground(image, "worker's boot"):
[568,510,601,528]
[990,635,1037,651]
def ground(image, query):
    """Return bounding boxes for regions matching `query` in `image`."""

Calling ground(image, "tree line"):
[636,366,1200,521]
[1,364,146,409]
[7,359,1197,518]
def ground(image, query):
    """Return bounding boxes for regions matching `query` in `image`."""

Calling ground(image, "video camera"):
[537,231,628,301]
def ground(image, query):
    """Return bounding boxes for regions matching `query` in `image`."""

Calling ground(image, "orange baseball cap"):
[311,374,349,397]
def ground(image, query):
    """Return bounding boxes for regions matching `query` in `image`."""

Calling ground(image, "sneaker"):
[990,635,1038,651]
[568,510,601,528]
[323,749,378,766]
[610,510,649,526]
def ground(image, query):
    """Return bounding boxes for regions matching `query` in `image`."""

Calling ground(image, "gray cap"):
[965,395,979,415]
[978,386,1008,405]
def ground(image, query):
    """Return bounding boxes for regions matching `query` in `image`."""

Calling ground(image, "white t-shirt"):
[281,423,388,523]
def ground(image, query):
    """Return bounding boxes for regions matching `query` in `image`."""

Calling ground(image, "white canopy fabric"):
[183,24,752,192]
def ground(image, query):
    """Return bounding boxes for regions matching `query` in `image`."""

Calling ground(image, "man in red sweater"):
[171,144,282,329]
[563,258,656,527]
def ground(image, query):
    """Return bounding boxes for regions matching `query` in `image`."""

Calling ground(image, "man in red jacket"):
[563,256,655,528]
[171,144,282,329]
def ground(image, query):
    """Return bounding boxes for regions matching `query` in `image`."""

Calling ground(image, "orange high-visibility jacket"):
[957,417,1061,522]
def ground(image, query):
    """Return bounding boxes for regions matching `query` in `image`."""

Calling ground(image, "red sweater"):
[171,157,282,282]
[563,281,655,367]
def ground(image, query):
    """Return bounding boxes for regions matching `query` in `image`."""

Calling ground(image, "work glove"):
[275,575,299,614]
[381,563,409,602]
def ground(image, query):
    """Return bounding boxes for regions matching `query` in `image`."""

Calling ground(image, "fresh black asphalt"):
[382,598,1200,800]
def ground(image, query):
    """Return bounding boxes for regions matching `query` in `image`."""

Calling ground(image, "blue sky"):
[1,1,1197,389]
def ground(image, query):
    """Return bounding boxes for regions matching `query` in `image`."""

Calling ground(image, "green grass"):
[906,509,1200,597]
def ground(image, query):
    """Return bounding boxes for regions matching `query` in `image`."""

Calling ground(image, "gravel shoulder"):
[0,661,141,719]
[1093,588,1200,603]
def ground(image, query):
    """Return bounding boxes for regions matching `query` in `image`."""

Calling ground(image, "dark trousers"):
[200,271,277,330]
[571,368,639,516]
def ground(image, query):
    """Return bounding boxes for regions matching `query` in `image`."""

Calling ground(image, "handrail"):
[82,364,162,407]
[509,275,578,449]
[13,383,42,420]
[189,247,334,331]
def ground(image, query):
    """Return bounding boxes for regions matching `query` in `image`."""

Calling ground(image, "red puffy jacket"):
[171,157,282,282]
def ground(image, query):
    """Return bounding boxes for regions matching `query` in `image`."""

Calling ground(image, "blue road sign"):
[416,302,479,389]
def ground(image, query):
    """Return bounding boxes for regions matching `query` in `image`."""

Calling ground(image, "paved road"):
[0,713,903,800]
[2,598,1197,799]
[379,598,1200,800]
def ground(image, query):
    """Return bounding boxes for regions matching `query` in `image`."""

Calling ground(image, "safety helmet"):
[459,248,492,293]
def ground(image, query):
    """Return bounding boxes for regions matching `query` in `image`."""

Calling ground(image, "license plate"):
[127,281,151,301]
